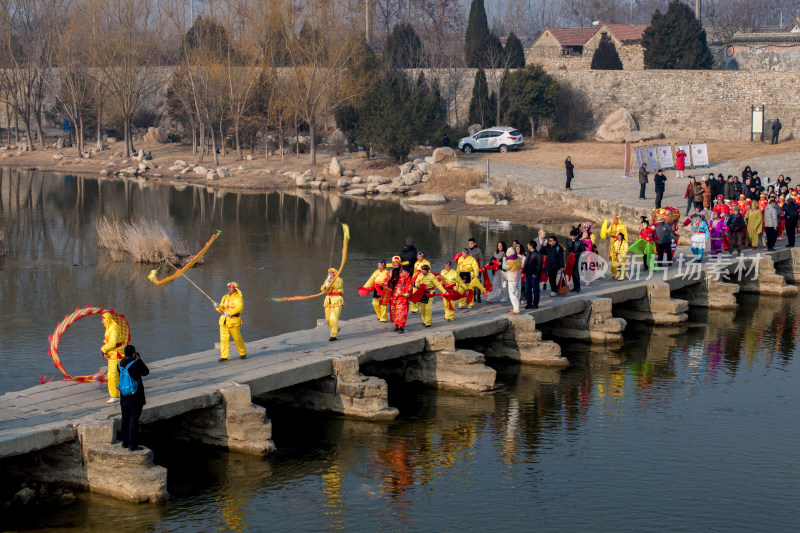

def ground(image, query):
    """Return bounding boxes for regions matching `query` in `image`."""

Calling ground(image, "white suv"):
[458,127,524,154]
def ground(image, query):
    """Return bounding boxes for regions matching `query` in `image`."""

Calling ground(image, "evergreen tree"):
[465,0,489,67]
[504,32,525,68]
[468,69,494,127]
[502,64,560,140]
[356,71,445,161]
[591,34,623,70]
[468,33,504,68]
[384,23,427,68]
[641,0,713,69]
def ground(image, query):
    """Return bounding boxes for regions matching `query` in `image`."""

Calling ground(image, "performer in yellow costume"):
[610,233,629,281]
[601,216,628,259]
[322,267,344,341]
[409,251,430,313]
[363,260,390,322]
[215,282,246,362]
[101,312,126,403]
[456,248,485,308]
[438,261,467,321]
[413,264,446,327]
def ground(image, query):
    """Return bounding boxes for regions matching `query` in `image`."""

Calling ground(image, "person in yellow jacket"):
[413,264,447,327]
[322,267,344,341]
[409,251,430,313]
[363,260,390,322]
[215,282,246,362]
[456,248,485,308]
[601,216,628,260]
[610,233,629,281]
[101,312,126,403]
[438,261,467,321]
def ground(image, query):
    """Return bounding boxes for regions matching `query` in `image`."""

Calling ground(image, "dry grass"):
[423,166,485,196]
[96,217,188,264]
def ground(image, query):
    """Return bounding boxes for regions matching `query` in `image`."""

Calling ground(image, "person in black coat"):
[524,241,543,309]
[772,118,782,144]
[638,163,648,199]
[399,237,417,274]
[544,236,565,296]
[565,156,575,191]
[565,227,586,293]
[782,196,800,247]
[654,169,667,209]
[118,345,149,451]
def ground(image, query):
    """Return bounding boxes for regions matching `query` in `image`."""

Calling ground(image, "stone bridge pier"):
[673,276,739,309]
[263,357,399,421]
[4,420,169,504]
[740,252,799,296]
[162,384,276,456]
[362,333,497,394]
[614,283,689,325]
[544,297,627,344]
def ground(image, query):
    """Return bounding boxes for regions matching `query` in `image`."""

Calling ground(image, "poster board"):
[657,145,674,169]
[690,142,709,167]
[675,143,691,168]
[634,147,647,169]
[645,146,659,170]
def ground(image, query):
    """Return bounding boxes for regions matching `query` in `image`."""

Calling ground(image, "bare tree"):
[0,0,58,150]
[281,0,373,165]
[86,0,167,157]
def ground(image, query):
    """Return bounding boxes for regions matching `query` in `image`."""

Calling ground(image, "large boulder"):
[193,166,209,176]
[143,127,164,144]
[468,124,482,135]
[405,193,447,205]
[595,109,637,143]
[329,156,344,177]
[431,147,457,165]
[466,188,503,205]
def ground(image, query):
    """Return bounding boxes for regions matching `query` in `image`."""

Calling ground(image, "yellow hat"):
[328,267,337,274]
[227,282,239,288]
[391,255,401,263]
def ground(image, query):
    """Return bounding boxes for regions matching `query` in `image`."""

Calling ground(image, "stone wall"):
[416,68,800,141]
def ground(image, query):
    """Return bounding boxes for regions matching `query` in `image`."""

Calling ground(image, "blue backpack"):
[117,360,139,396]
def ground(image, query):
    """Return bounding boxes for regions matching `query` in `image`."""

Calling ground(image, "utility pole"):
[365,0,370,46]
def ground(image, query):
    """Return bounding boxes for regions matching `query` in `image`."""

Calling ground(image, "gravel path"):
[467,152,800,213]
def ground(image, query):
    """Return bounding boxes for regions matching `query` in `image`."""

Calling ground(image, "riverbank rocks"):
[336,178,350,188]
[216,167,232,178]
[405,193,447,205]
[466,188,504,205]
[344,188,366,196]
[595,108,637,143]
[432,147,457,165]
[329,156,343,177]
[367,175,390,185]
[193,165,209,176]
[52,152,65,160]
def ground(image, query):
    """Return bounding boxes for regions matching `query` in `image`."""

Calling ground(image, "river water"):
[1,170,799,531]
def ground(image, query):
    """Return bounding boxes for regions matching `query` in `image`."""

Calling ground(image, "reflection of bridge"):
[1,248,798,503]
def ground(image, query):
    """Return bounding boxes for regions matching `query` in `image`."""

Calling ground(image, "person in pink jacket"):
[675,148,687,178]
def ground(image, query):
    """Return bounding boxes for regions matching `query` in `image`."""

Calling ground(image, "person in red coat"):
[383,256,412,333]
[675,148,687,178]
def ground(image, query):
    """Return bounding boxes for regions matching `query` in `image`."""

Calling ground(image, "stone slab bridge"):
[1,248,798,503]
